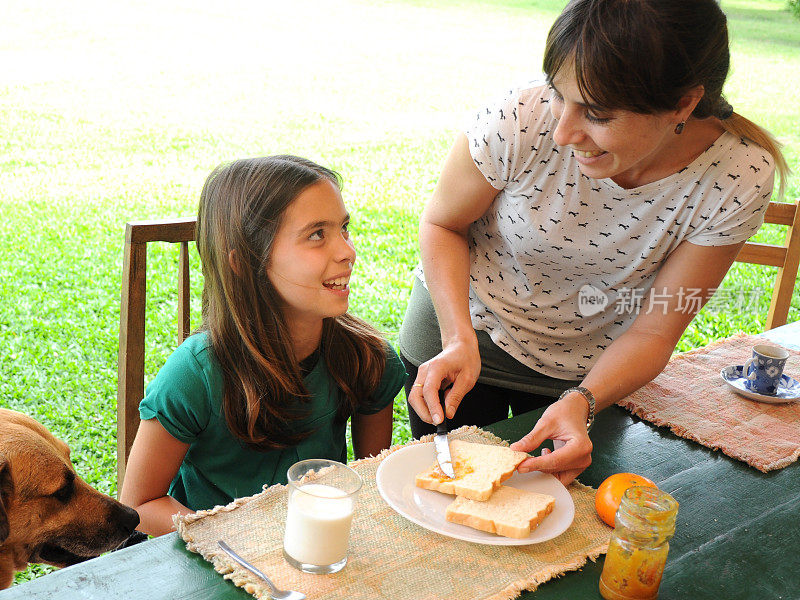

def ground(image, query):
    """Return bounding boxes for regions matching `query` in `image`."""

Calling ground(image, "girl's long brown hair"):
[196,156,388,450]
[543,0,789,197]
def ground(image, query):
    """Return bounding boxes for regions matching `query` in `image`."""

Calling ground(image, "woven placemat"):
[617,333,800,472]
[175,426,610,600]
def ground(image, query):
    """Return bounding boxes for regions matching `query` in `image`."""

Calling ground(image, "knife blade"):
[434,389,455,479]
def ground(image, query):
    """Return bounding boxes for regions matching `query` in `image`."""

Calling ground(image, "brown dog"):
[0,408,140,589]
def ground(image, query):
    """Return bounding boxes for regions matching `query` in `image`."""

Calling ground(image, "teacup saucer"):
[720,365,800,404]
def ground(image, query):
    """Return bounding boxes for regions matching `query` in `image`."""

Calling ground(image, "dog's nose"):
[113,503,141,534]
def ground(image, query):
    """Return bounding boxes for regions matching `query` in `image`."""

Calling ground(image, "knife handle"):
[436,388,448,434]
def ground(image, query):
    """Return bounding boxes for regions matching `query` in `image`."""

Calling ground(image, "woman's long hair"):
[196,155,388,450]
[543,0,789,197]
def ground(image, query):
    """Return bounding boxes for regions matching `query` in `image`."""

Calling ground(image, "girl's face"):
[548,67,679,188]
[267,179,356,333]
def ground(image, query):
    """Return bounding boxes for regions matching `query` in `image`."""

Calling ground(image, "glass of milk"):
[283,459,362,574]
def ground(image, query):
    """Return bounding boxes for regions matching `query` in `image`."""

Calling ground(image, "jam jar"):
[599,485,679,600]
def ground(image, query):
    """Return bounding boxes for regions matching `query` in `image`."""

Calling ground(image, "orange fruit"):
[595,472,657,527]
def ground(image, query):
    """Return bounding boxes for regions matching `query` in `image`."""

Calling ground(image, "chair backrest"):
[734,199,800,330]
[117,217,197,491]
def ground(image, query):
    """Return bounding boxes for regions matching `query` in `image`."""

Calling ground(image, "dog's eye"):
[52,486,70,502]
[52,478,74,503]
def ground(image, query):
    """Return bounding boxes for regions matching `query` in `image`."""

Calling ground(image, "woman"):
[399,0,789,484]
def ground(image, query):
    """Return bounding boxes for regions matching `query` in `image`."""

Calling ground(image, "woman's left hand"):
[509,392,593,486]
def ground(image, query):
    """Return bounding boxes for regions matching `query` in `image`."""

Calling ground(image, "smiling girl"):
[121,156,405,536]
[400,0,788,485]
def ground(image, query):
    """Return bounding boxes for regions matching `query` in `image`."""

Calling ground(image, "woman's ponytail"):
[719,112,789,198]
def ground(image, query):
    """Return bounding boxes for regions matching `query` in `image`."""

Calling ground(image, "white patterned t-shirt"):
[450,83,774,379]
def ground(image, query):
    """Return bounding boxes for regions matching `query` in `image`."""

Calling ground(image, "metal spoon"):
[217,540,306,600]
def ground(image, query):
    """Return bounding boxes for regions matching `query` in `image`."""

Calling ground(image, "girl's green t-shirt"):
[139,332,405,511]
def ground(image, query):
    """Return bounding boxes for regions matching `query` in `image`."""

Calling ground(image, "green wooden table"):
[5,323,800,599]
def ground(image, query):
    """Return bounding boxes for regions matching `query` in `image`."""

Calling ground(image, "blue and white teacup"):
[743,344,790,395]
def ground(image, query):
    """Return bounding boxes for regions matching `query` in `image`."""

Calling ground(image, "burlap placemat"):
[174,426,610,600]
[617,333,800,472]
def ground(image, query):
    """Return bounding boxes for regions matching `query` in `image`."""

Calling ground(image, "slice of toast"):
[445,485,556,538]
[415,440,528,501]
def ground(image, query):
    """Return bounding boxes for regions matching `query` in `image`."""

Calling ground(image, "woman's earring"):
[674,121,686,135]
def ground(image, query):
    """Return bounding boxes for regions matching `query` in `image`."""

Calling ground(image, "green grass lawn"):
[1,0,798,585]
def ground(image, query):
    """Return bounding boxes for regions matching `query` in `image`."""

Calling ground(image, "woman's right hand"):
[407,335,481,425]
[409,133,496,425]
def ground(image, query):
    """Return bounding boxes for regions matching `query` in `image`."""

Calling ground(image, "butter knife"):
[434,389,455,479]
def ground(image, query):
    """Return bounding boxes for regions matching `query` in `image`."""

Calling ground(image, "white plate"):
[375,442,575,545]
[720,365,800,404]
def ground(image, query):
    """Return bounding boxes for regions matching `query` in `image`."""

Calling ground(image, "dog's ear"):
[0,458,10,543]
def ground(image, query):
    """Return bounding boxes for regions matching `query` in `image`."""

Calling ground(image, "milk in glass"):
[283,483,354,566]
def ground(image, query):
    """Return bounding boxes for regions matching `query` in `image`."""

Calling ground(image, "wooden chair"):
[117,217,197,491]
[734,199,800,329]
